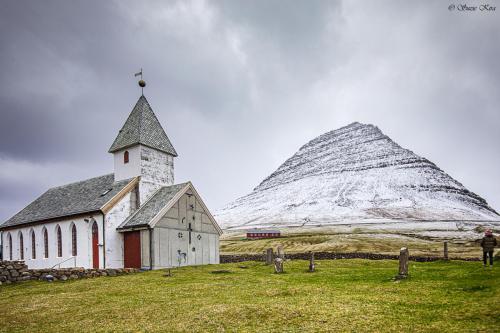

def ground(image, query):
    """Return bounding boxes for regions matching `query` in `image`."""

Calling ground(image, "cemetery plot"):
[1,259,498,332]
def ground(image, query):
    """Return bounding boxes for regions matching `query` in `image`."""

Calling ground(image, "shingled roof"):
[108,95,178,156]
[1,174,134,229]
[117,182,189,230]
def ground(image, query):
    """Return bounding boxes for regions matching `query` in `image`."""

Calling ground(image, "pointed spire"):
[108,95,178,156]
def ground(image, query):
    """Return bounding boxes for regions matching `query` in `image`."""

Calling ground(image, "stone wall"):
[139,145,175,203]
[219,252,481,263]
[0,260,139,285]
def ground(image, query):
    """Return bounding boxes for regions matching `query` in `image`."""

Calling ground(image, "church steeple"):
[108,95,177,156]
[110,95,177,202]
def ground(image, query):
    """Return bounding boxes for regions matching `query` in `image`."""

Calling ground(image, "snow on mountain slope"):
[216,122,499,230]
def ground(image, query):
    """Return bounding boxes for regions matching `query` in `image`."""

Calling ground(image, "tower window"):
[124,151,129,164]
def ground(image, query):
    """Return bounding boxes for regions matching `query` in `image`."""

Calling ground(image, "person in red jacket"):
[480,229,497,268]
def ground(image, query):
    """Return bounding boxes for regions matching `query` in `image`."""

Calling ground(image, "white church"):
[0,92,222,270]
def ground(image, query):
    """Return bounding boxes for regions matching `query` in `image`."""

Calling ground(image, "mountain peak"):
[216,123,498,229]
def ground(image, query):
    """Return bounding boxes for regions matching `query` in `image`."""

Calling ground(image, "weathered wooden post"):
[396,247,409,279]
[274,258,284,274]
[443,241,449,260]
[309,252,315,272]
[265,248,274,265]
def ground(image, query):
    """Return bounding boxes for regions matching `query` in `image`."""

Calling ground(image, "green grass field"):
[220,232,485,258]
[1,260,498,332]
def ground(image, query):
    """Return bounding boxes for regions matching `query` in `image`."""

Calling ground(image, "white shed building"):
[0,93,222,269]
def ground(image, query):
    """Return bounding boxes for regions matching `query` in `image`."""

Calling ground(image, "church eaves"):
[108,95,178,156]
[0,174,134,229]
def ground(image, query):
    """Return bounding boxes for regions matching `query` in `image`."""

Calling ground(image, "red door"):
[92,222,99,269]
[124,231,141,268]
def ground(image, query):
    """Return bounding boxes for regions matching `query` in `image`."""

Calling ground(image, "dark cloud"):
[0,0,499,223]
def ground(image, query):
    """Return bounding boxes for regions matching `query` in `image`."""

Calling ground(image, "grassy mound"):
[220,232,485,258]
[1,260,498,332]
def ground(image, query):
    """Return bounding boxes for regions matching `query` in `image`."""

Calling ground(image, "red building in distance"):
[246,229,281,239]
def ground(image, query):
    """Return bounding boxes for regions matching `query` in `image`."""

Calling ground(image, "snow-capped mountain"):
[216,122,499,230]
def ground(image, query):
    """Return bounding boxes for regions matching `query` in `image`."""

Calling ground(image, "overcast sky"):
[1,0,499,222]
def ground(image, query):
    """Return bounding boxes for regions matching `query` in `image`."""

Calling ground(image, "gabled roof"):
[117,182,222,235]
[118,183,188,230]
[108,95,178,156]
[0,174,135,230]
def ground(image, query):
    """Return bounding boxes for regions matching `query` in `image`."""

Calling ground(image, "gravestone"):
[274,258,284,274]
[265,248,274,265]
[277,246,285,260]
[396,247,409,279]
[309,252,315,272]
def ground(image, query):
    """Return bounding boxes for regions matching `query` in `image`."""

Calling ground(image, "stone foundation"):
[0,261,140,285]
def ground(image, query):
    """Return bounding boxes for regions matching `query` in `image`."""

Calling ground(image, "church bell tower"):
[108,91,178,202]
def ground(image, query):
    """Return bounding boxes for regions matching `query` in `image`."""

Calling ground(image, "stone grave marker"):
[265,248,274,265]
[309,252,315,272]
[274,258,284,274]
[396,247,409,279]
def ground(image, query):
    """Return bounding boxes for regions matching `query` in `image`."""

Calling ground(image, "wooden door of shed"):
[124,231,141,268]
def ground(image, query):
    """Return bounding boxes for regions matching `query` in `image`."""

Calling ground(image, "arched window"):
[91,222,99,269]
[31,229,36,259]
[7,233,12,260]
[19,232,24,260]
[56,225,62,257]
[124,151,129,164]
[43,228,49,258]
[71,224,77,256]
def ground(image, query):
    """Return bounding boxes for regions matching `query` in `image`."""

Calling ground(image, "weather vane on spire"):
[134,68,146,95]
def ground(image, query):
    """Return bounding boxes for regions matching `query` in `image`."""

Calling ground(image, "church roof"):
[108,95,178,156]
[1,174,134,229]
[117,182,189,230]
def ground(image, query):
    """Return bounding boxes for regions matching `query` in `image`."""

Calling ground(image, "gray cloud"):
[1,0,499,222]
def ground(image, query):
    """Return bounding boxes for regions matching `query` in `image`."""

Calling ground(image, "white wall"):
[139,145,175,202]
[0,215,104,269]
[151,192,220,269]
[104,191,133,268]
[112,144,175,203]
[140,145,174,185]
[113,145,141,182]
[140,229,150,269]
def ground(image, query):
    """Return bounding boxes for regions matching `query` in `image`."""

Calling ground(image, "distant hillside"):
[216,122,499,229]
